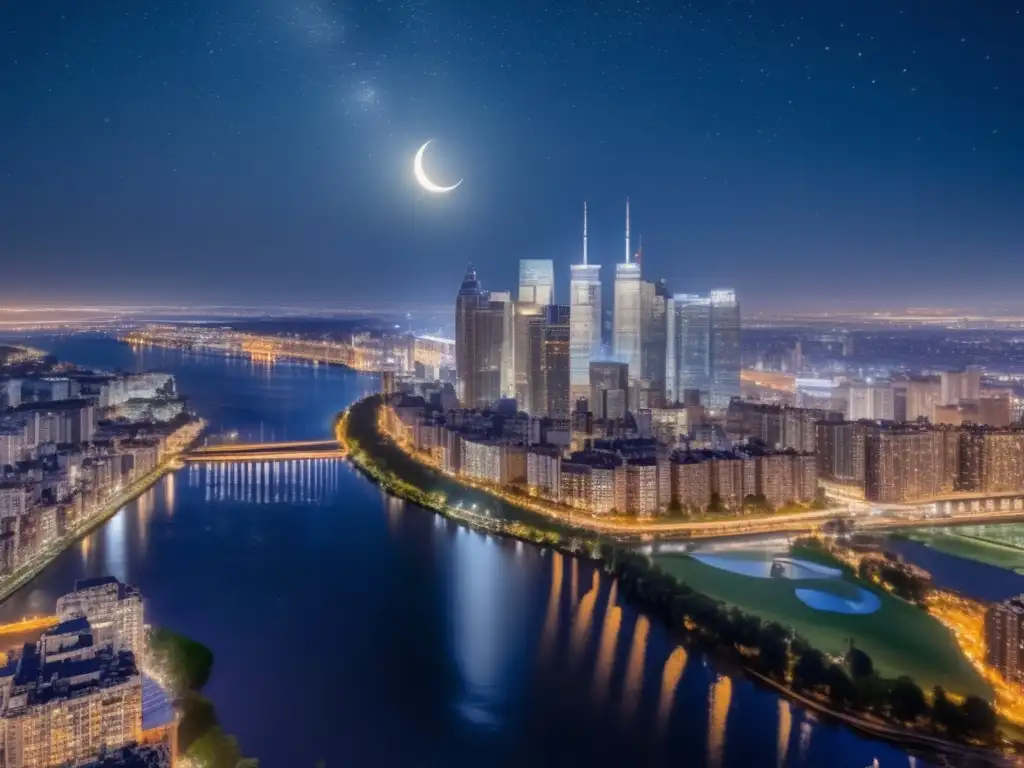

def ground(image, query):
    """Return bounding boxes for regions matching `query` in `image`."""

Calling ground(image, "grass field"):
[902,526,1024,573]
[653,549,991,699]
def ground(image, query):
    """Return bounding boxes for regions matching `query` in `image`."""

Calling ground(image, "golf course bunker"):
[795,587,882,615]
[691,553,842,580]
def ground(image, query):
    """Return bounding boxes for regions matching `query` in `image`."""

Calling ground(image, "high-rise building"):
[896,376,942,422]
[471,297,514,408]
[666,294,711,404]
[55,576,145,663]
[0,619,143,768]
[641,279,669,405]
[455,265,486,406]
[986,595,1024,684]
[708,289,741,410]
[590,361,629,421]
[863,423,953,503]
[846,381,895,421]
[512,302,545,412]
[570,203,602,404]
[941,368,982,405]
[540,305,571,418]
[613,200,643,380]
[518,260,555,305]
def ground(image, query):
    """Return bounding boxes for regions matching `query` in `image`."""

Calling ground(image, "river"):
[0,334,924,768]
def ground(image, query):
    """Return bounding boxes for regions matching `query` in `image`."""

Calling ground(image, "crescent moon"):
[414,140,463,194]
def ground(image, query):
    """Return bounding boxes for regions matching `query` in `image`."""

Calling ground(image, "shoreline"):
[119,333,364,375]
[339,395,1010,766]
[0,420,206,606]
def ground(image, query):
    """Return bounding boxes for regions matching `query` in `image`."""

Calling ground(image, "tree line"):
[601,545,999,746]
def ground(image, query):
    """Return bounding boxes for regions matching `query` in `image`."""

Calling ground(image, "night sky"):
[2,1,1022,311]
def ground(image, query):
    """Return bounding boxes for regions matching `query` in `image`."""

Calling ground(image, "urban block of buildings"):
[0,577,174,768]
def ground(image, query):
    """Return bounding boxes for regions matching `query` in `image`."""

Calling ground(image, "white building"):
[570,203,602,404]
[55,576,146,663]
[613,201,642,381]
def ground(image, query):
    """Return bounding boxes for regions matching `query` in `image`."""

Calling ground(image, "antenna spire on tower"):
[583,201,589,265]
[625,198,631,264]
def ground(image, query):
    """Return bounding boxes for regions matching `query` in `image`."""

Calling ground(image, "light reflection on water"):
[0,335,932,768]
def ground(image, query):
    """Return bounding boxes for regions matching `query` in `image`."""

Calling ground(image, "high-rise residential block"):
[986,596,1024,685]
[55,576,145,663]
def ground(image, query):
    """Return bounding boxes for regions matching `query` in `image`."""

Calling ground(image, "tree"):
[793,648,827,691]
[824,664,857,709]
[960,696,998,744]
[888,677,928,724]
[930,686,964,737]
[848,647,874,681]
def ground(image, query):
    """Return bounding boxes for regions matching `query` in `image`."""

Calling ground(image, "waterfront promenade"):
[0,418,206,604]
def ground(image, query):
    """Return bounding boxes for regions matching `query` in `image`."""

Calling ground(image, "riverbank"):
[340,395,1011,765]
[0,419,206,605]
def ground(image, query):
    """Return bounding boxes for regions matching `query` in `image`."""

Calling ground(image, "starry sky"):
[1,1,1022,311]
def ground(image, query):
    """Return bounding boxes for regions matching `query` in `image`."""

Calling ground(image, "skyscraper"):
[666,293,711,404]
[471,295,513,408]
[455,265,486,406]
[709,289,741,409]
[513,301,545,412]
[518,259,555,305]
[613,199,642,380]
[570,203,602,404]
[641,278,669,404]
[541,305,571,418]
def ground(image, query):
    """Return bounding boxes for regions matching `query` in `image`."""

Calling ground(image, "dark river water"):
[0,334,924,768]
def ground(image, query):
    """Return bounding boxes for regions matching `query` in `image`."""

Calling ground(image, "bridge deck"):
[186,439,345,462]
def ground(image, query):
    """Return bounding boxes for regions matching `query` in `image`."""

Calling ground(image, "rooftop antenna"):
[583,201,589,265]
[625,198,631,264]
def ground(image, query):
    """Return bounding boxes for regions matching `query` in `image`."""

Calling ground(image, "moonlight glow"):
[413,140,463,194]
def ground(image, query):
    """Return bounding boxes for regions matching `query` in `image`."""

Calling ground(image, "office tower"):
[541,305,571,418]
[846,381,895,421]
[708,289,741,410]
[55,576,145,662]
[640,279,669,405]
[570,203,602,403]
[613,199,642,379]
[471,297,514,408]
[513,302,545,412]
[590,361,629,421]
[455,265,486,406]
[986,595,1024,684]
[666,294,711,404]
[518,259,555,305]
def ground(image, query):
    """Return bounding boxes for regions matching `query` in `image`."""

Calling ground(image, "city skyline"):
[2,3,1023,310]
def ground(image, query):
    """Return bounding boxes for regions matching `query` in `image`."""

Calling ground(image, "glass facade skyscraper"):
[518,259,555,305]
[709,289,741,409]
[666,293,711,404]
[666,289,740,409]
[613,262,642,379]
[570,203,601,404]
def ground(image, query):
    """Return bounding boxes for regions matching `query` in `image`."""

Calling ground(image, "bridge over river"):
[185,439,346,462]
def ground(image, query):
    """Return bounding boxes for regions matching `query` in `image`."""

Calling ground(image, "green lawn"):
[653,550,991,699]
[902,526,1024,573]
